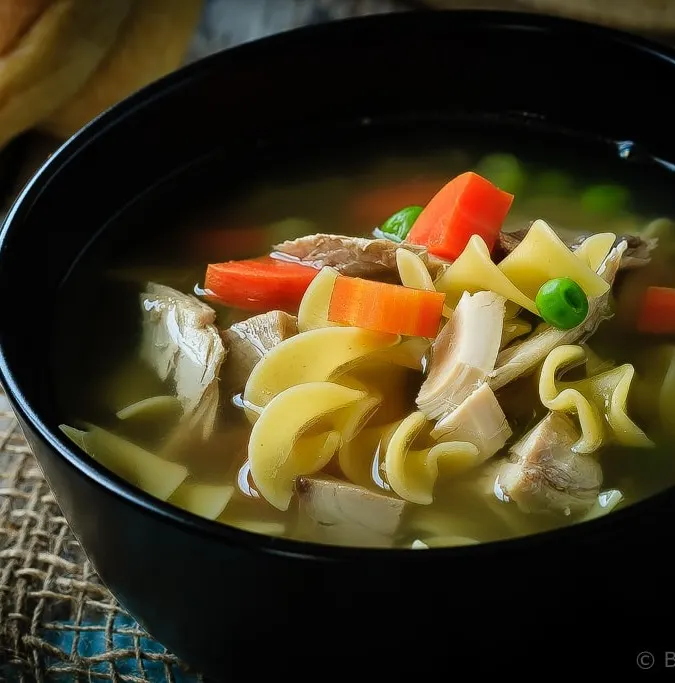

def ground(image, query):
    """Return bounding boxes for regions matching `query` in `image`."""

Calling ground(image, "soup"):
[53,129,675,549]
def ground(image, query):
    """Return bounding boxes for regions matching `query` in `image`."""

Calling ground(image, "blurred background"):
[1,0,674,220]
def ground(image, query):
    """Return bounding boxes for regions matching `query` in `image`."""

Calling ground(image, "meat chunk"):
[140,283,226,439]
[296,475,406,548]
[496,227,655,270]
[488,240,626,392]
[220,310,298,392]
[496,412,602,516]
[431,383,512,462]
[272,233,446,280]
[417,291,506,420]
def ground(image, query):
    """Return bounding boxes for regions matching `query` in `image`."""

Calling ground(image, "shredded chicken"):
[496,226,655,269]
[417,291,506,420]
[296,475,406,548]
[220,311,298,392]
[272,233,446,280]
[431,384,512,461]
[488,241,626,392]
[496,412,602,515]
[140,283,226,439]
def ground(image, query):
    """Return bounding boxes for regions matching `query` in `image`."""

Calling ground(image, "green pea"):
[380,206,424,242]
[580,184,630,216]
[474,153,526,195]
[535,278,589,330]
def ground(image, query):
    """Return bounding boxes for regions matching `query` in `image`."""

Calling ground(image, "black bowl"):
[1,10,674,679]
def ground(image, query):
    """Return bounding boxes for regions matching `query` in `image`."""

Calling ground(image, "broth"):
[52,122,675,549]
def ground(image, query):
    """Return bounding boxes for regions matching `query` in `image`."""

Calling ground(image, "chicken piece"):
[496,412,602,516]
[220,311,298,392]
[488,240,626,392]
[496,227,655,270]
[431,384,512,461]
[272,233,446,280]
[416,291,506,420]
[296,475,406,548]
[140,282,226,439]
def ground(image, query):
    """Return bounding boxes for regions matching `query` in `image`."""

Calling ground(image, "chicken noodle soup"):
[55,142,675,549]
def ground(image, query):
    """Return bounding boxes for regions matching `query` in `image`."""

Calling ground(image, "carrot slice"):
[636,286,675,335]
[407,172,514,260]
[204,257,319,313]
[327,276,446,337]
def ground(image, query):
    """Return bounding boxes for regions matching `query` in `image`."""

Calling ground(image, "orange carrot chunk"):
[204,256,319,313]
[636,286,675,335]
[327,276,446,337]
[406,171,514,260]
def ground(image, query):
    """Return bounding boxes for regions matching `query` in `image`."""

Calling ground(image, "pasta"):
[434,235,537,314]
[396,247,453,318]
[489,241,626,392]
[55,155,675,549]
[396,247,435,291]
[248,381,368,510]
[333,391,382,442]
[338,420,399,489]
[297,266,341,332]
[501,318,532,348]
[168,482,234,520]
[243,326,399,420]
[498,219,612,300]
[59,424,187,500]
[376,336,431,370]
[538,345,653,453]
[116,395,182,422]
[384,411,479,505]
[574,232,616,271]
[579,343,615,375]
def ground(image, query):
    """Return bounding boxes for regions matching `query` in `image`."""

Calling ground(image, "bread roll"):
[0,0,133,149]
[0,0,51,55]
[42,0,204,138]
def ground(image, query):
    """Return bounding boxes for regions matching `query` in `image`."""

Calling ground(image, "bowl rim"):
[2,8,674,561]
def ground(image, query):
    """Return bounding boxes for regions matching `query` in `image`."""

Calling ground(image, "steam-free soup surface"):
[53,127,675,549]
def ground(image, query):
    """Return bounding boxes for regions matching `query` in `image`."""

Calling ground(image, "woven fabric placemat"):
[0,389,207,683]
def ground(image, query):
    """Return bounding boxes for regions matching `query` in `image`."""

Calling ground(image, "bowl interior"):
[3,10,675,552]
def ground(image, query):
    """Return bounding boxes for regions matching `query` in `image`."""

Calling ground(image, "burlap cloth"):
[0,389,206,683]
[1,1,673,681]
